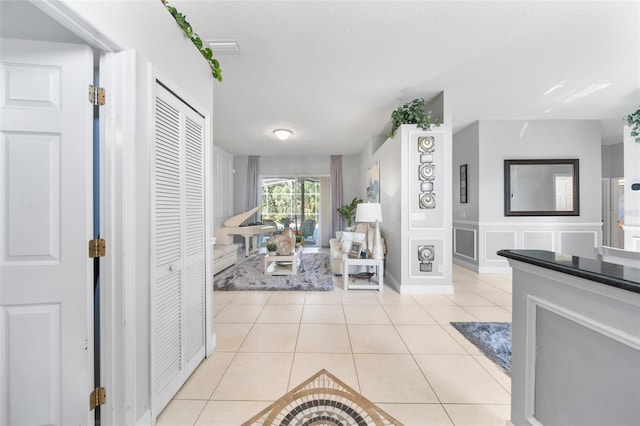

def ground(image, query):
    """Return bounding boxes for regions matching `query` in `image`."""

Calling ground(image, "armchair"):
[301,219,316,243]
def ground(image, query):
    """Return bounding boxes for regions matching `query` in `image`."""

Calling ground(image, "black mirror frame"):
[504,159,580,216]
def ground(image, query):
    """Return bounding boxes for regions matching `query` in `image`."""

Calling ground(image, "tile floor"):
[157,258,513,426]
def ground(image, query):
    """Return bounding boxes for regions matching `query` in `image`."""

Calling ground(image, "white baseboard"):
[452,257,479,272]
[384,272,402,293]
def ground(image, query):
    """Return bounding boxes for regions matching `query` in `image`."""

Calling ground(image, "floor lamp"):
[355,202,384,259]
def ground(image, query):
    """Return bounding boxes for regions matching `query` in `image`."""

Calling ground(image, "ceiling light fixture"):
[273,129,293,140]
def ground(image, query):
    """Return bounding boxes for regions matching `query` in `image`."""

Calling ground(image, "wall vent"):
[207,40,243,54]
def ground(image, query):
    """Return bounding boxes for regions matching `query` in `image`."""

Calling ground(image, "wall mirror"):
[504,159,579,216]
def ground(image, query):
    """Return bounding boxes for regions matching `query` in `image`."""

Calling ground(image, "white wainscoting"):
[453,227,477,261]
[469,222,602,273]
[623,224,640,252]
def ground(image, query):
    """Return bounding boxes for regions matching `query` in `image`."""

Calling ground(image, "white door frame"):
[29,1,135,424]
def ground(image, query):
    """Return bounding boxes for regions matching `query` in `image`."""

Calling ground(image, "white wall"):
[602,142,624,178]
[453,119,602,272]
[212,145,234,227]
[359,137,402,287]
[63,1,215,423]
[452,123,480,266]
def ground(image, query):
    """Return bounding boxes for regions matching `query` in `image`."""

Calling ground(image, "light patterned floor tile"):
[378,403,454,426]
[301,304,345,324]
[473,354,511,392]
[423,305,480,324]
[443,403,511,426]
[376,288,419,305]
[383,305,438,325]
[230,291,272,304]
[266,292,306,305]
[348,324,409,354]
[211,352,294,401]
[343,304,391,324]
[256,304,303,323]
[478,292,513,306]
[214,304,264,323]
[212,292,236,304]
[414,354,510,404]
[239,323,299,352]
[195,401,272,426]
[447,292,494,306]
[396,325,467,354]
[411,295,457,306]
[304,291,342,305]
[354,354,439,403]
[212,323,253,352]
[441,324,483,355]
[462,306,512,322]
[155,399,206,426]
[174,352,235,400]
[340,290,381,305]
[296,324,352,353]
[161,267,514,423]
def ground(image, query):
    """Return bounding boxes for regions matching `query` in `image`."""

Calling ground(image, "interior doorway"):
[602,177,625,248]
[260,177,320,246]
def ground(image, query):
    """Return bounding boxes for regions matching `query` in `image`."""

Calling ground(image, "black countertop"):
[497,249,640,295]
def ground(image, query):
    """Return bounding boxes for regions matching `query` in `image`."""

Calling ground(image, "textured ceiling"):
[2,1,638,157]
[174,0,640,156]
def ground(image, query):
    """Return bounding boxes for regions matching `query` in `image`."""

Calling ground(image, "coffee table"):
[264,246,302,275]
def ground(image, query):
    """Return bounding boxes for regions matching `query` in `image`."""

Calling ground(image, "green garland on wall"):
[162,0,222,82]
[626,106,640,143]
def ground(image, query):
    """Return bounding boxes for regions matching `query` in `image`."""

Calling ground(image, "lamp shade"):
[355,202,383,223]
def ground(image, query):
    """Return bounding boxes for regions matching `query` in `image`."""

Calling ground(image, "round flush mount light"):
[273,129,293,140]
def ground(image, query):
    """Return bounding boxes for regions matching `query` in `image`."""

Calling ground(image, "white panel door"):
[152,83,206,414]
[0,39,93,425]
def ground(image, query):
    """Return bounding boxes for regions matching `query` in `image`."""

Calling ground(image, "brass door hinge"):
[89,238,106,258]
[89,85,105,106]
[89,386,106,410]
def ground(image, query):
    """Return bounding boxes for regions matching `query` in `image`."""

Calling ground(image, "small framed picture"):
[460,164,468,204]
[348,242,362,259]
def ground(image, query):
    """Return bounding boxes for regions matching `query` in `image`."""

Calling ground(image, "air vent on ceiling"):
[207,40,243,54]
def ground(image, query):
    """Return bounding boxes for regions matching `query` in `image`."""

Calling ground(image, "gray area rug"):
[450,322,512,375]
[215,252,334,291]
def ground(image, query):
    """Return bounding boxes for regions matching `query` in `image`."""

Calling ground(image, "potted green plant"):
[388,98,441,138]
[295,234,303,247]
[337,197,363,228]
[626,105,640,143]
[266,242,277,256]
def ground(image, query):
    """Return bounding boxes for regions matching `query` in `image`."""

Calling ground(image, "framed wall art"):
[366,161,380,203]
[460,164,468,203]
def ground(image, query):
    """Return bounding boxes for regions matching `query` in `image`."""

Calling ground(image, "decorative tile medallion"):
[242,369,403,425]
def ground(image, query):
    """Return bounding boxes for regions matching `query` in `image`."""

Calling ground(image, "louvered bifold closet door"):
[153,83,206,413]
[183,116,205,362]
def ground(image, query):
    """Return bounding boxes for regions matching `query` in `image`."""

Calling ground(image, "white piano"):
[221,206,277,256]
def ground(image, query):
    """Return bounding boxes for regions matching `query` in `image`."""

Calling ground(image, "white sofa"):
[213,227,238,274]
[329,223,385,275]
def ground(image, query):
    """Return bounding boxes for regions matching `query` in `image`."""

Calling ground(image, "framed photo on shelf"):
[460,164,468,204]
[348,242,362,259]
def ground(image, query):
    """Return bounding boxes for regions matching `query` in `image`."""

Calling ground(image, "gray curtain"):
[330,155,343,237]
[246,155,260,223]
